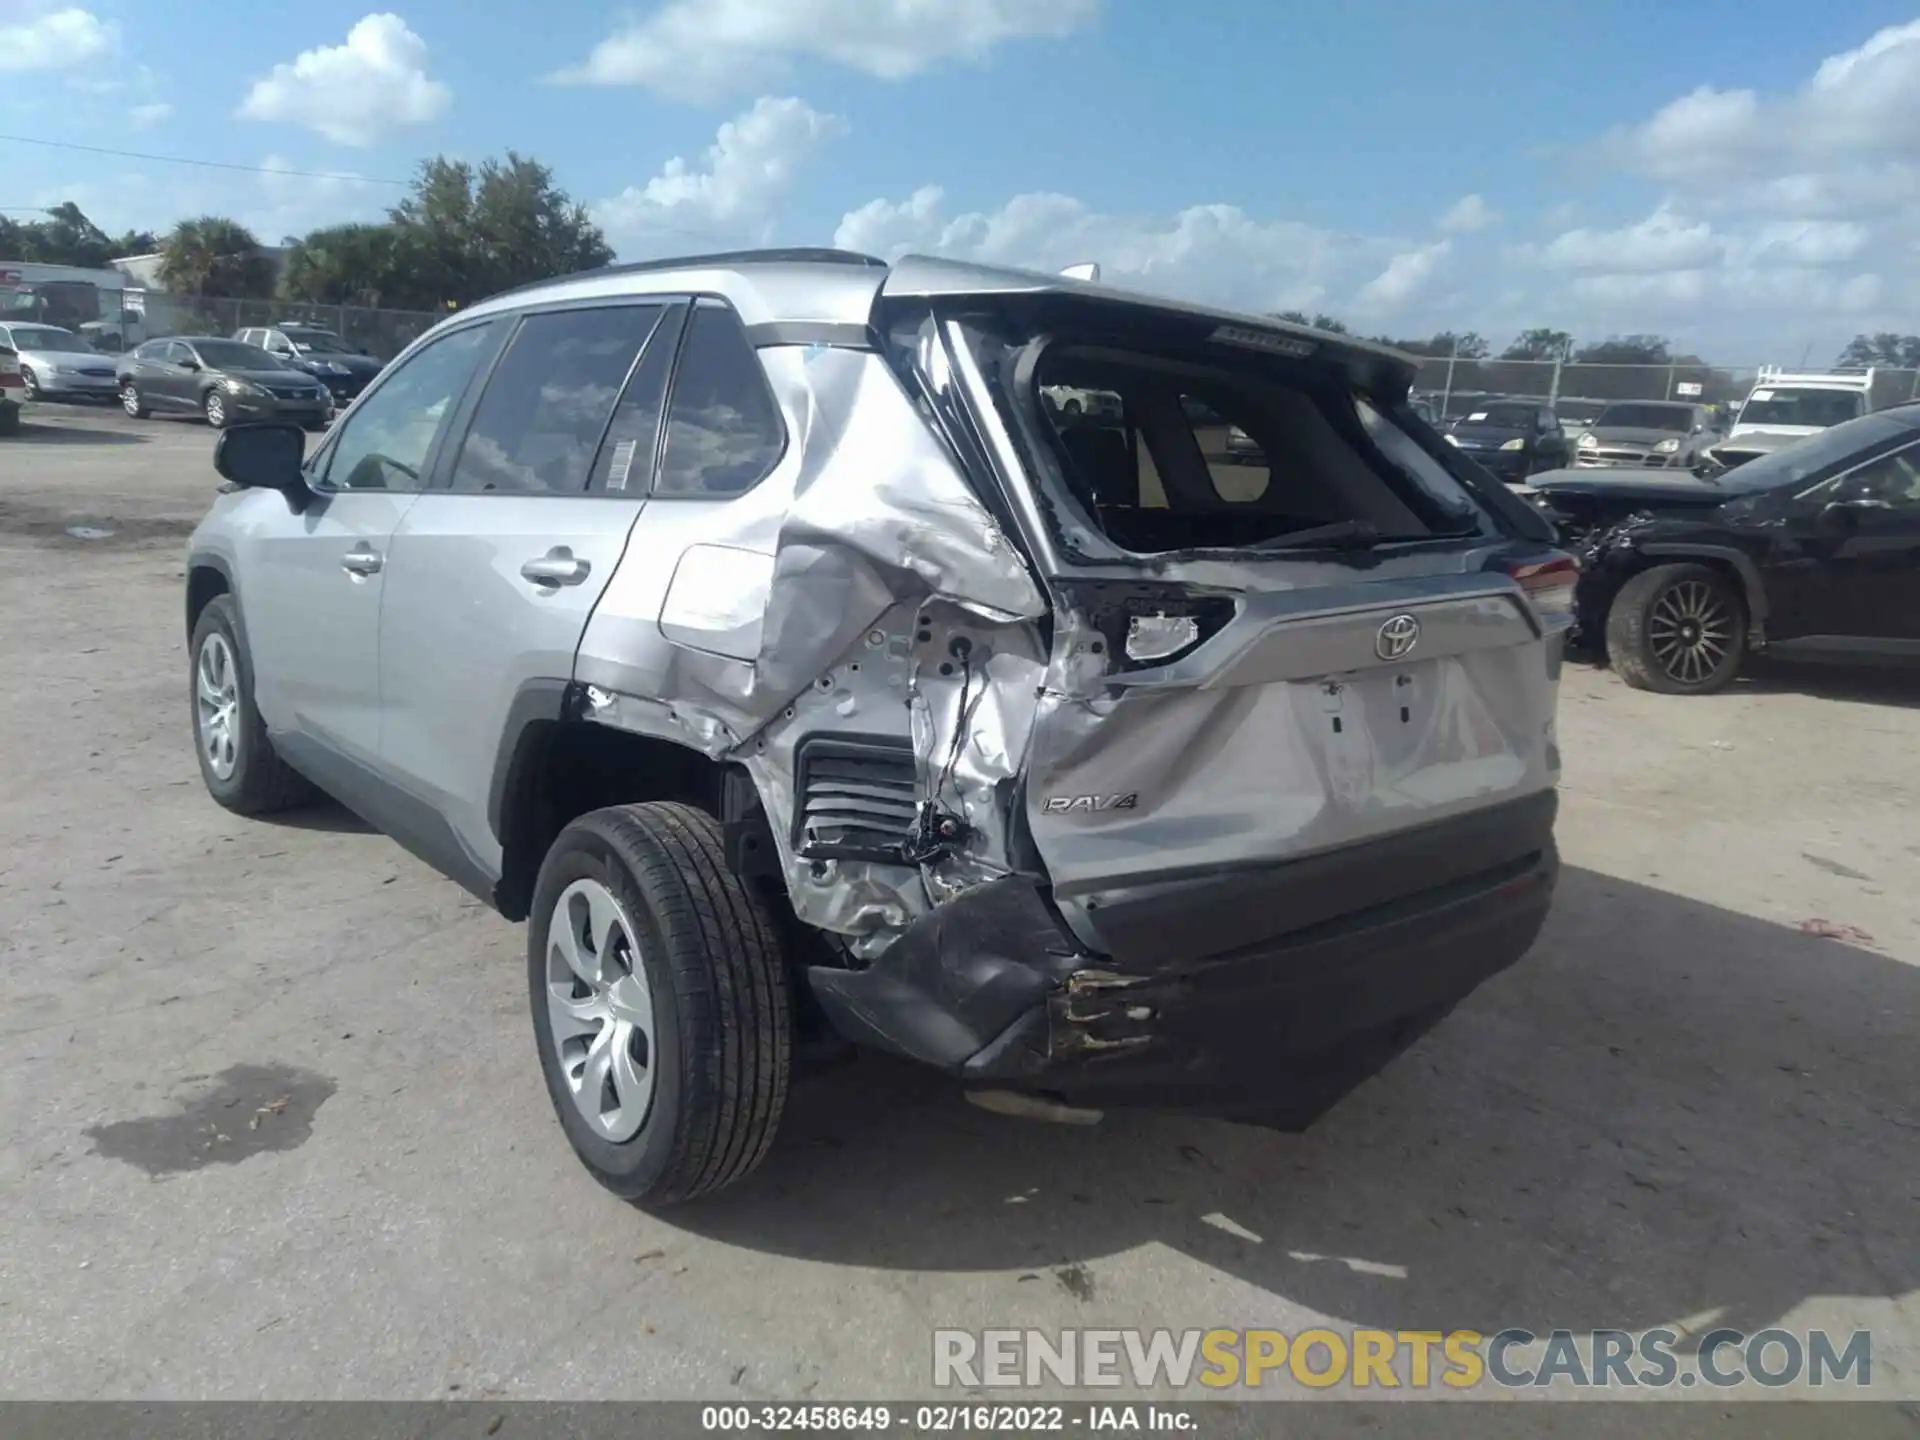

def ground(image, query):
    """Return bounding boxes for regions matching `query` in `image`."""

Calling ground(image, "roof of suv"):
[459,247,1416,383]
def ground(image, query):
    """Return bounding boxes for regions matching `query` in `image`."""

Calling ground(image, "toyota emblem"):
[1375,613,1421,661]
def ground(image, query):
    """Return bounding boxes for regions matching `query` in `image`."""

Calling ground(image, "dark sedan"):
[117,337,332,429]
[235,324,384,407]
[1528,406,1920,694]
[1442,399,1570,481]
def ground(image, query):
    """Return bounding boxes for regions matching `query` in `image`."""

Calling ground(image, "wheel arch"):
[185,553,238,641]
[1635,543,1768,628]
[489,681,733,922]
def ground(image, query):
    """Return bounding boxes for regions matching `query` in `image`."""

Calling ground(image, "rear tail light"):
[0,356,20,389]
[1507,553,1579,621]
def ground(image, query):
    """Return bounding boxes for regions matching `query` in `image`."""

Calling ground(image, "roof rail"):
[484,247,888,303]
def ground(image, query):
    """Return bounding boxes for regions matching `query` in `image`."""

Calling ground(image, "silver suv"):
[185,249,1572,1205]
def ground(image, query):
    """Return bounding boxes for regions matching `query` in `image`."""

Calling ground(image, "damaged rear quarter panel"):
[573,341,1049,950]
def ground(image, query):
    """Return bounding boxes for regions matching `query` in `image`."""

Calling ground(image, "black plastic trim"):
[791,734,919,862]
[274,731,500,905]
[486,678,577,843]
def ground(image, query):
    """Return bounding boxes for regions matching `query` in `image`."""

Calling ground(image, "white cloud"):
[1525,207,1726,274]
[237,14,450,147]
[1354,241,1451,309]
[0,7,117,72]
[832,186,1408,318]
[554,0,1099,102]
[1437,194,1498,234]
[1607,18,1920,215]
[128,102,173,128]
[595,96,846,256]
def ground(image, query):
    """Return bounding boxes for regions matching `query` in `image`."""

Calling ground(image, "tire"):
[528,803,792,1207]
[203,389,228,429]
[21,368,40,403]
[189,594,317,814]
[0,404,18,437]
[1606,563,1746,696]
[1063,397,1083,415]
[121,382,149,419]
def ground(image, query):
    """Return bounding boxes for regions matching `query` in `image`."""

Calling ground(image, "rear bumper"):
[808,791,1558,1129]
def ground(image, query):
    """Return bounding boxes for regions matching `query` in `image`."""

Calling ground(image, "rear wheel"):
[0,404,18,437]
[203,389,228,429]
[1606,563,1746,695]
[528,803,791,1207]
[121,382,149,419]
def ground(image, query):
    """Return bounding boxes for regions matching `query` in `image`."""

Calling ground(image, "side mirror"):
[215,424,311,512]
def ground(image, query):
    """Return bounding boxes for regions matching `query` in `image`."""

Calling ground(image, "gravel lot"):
[1,402,1915,1417]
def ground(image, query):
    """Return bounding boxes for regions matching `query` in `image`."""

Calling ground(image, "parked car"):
[234,323,384,408]
[0,342,21,435]
[1552,397,1608,443]
[184,247,1571,1205]
[1442,398,1571,480]
[117,337,332,429]
[1707,370,1875,472]
[1572,400,1717,470]
[1529,405,1920,694]
[0,321,121,403]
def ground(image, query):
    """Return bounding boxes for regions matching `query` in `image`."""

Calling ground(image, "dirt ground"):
[0,402,1914,1419]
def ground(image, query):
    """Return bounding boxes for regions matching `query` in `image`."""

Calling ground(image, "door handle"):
[341,547,383,576]
[520,549,590,587]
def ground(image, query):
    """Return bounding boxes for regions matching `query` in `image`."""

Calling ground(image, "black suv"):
[234,324,384,408]
[1533,406,1920,693]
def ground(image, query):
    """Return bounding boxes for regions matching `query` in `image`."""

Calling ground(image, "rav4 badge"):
[1042,794,1139,814]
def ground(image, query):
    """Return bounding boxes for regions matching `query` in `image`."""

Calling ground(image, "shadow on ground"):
[260,800,376,835]
[671,867,1915,1342]
[11,419,150,446]
[1566,647,1920,710]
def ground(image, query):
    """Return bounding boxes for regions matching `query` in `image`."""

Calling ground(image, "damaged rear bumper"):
[806,790,1558,1129]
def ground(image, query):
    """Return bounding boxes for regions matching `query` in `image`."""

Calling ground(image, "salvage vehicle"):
[1442,398,1571,481]
[1707,369,1880,472]
[182,249,1574,1204]
[1529,405,1920,694]
[1573,400,1718,471]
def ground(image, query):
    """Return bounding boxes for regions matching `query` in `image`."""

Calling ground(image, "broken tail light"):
[1505,553,1579,622]
[1060,582,1237,671]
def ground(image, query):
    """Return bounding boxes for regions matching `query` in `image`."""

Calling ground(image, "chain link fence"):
[1411,355,1920,425]
[134,294,441,362]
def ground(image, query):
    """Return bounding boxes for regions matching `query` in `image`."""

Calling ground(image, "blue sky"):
[6,0,1920,360]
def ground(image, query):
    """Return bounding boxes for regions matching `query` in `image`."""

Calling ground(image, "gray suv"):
[184,249,1572,1205]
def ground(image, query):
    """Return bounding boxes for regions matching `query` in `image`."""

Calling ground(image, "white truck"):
[1709,367,1913,470]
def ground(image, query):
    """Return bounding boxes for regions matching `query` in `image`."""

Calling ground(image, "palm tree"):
[159,217,276,298]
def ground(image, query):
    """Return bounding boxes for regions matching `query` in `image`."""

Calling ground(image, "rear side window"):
[448,304,665,495]
[589,305,684,495]
[655,303,785,497]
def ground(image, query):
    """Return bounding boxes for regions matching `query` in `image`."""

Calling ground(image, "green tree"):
[1836,332,1920,369]
[159,217,276,297]
[1273,310,1349,335]
[1573,334,1671,365]
[386,151,612,307]
[1381,331,1490,359]
[0,203,154,268]
[1502,328,1573,362]
[280,223,424,307]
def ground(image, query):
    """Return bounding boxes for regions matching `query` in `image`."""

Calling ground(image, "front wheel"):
[1606,563,1746,695]
[203,389,228,428]
[121,382,150,419]
[21,368,41,402]
[189,595,317,814]
[528,803,792,1207]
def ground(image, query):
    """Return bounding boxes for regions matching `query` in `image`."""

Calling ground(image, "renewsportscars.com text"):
[933,1327,1873,1391]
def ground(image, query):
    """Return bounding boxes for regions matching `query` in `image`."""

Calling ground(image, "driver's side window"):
[318,324,494,493]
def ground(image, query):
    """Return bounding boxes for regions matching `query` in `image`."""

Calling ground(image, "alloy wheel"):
[121,384,141,417]
[1647,579,1734,687]
[195,632,240,780]
[21,369,40,402]
[205,391,226,427]
[544,878,658,1143]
